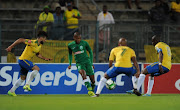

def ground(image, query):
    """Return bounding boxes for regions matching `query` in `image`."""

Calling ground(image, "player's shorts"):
[106,66,137,78]
[76,62,94,76]
[146,62,169,77]
[18,59,35,75]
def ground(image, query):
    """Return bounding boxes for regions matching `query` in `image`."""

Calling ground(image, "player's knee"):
[20,75,26,80]
[142,68,148,75]
[104,73,109,79]
[33,66,40,71]
[149,75,154,80]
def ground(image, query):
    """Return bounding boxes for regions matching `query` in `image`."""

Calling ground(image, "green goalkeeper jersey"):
[68,40,93,65]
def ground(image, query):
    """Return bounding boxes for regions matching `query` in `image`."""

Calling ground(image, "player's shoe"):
[143,94,151,96]
[87,87,93,91]
[23,85,32,91]
[133,89,141,96]
[126,90,134,94]
[91,94,100,97]
[88,91,95,97]
[8,91,17,97]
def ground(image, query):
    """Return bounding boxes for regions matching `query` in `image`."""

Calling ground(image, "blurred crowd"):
[35,0,180,41]
[35,0,81,40]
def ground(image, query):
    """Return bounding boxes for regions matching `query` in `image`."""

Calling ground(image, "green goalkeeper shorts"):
[76,62,94,76]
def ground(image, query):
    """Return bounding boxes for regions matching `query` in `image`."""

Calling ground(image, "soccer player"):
[6,31,52,96]
[68,32,95,96]
[135,35,172,96]
[93,38,141,97]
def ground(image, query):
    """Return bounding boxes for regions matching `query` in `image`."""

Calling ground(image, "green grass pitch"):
[0,94,180,110]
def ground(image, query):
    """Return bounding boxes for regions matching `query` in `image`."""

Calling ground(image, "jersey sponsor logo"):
[28,40,32,43]
[74,50,84,55]
[80,46,83,50]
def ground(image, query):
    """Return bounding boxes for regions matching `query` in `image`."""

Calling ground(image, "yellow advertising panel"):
[144,45,180,63]
[30,39,95,63]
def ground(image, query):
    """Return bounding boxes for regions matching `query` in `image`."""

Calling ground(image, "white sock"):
[96,77,107,94]
[132,76,137,89]
[10,78,24,92]
[147,76,154,94]
[137,74,146,91]
[26,70,38,85]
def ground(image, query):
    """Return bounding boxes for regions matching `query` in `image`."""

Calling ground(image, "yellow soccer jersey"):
[171,2,180,13]
[155,42,172,70]
[63,9,81,29]
[19,39,42,61]
[37,12,54,32]
[109,46,136,67]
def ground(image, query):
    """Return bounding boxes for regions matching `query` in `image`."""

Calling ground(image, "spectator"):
[53,6,64,24]
[148,0,167,35]
[97,5,115,51]
[50,6,65,40]
[63,2,81,40]
[127,0,142,9]
[36,6,54,32]
[170,0,180,24]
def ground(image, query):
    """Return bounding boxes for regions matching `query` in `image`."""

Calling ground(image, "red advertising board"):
[144,64,180,94]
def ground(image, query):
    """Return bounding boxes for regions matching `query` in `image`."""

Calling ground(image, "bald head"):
[118,38,127,46]
[152,35,160,46]
[73,32,81,44]
[74,32,80,37]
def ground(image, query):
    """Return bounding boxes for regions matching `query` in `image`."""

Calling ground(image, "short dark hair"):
[55,7,61,11]
[37,31,48,38]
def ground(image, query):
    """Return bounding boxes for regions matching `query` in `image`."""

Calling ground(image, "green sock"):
[91,83,95,92]
[85,82,92,91]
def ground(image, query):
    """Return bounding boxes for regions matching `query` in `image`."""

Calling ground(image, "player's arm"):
[72,10,81,19]
[6,38,26,52]
[131,57,140,78]
[158,49,164,74]
[86,42,93,65]
[36,53,52,61]
[109,49,115,68]
[156,47,164,74]
[68,46,73,69]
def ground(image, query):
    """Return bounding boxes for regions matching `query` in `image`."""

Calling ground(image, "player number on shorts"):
[121,49,127,56]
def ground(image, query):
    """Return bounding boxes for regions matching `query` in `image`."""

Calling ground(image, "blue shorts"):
[106,66,137,78]
[146,62,169,77]
[18,59,35,75]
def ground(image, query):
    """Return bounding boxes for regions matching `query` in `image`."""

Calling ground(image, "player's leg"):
[8,65,28,96]
[144,66,169,96]
[89,75,95,91]
[126,67,138,94]
[79,69,95,96]
[95,66,118,97]
[143,75,154,96]
[94,73,109,97]
[86,63,95,91]
[136,62,159,96]
[24,65,39,91]
[135,67,148,96]
[77,63,95,96]
[20,60,39,91]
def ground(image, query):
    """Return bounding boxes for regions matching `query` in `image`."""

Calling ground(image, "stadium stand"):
[0,0,180,63]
